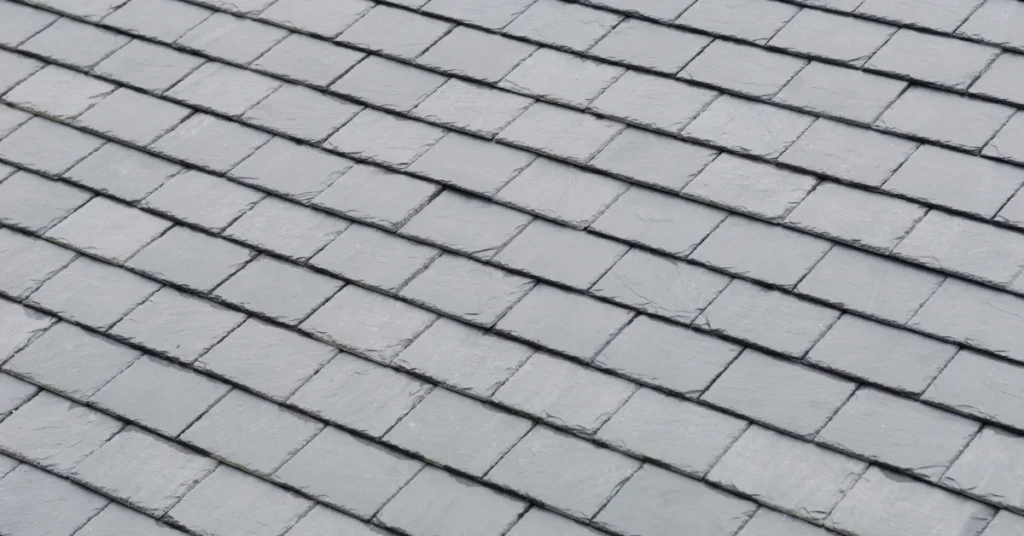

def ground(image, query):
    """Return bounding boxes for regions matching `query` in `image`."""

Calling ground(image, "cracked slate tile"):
[676,0,798,43]
[64,142,182,203]
[493,352,636,434]
[229,138,352,202]
[0,104,31,141]
[507,508,604,536]
[287,505,392,536]
[19,17,130,69]
[985,111,1024,166]
[590,18,711,74]
[0,300,54,365]
[590,128,718,192]
[142,169,266,232]
[312,163,439,231]
[504,0,620,52]
[682,95,814,159]
[768,8,895,66]
[241,85,362,143]
[213,256,342,326]
[338,4,451,59]
[190,0,277,16]
[6,65,116,121]
[0,229,76,300]
[93,40,206,92]
[943,427,1024,511]
[175,11,287,65]
[500,47,624,109]
[420,26,537,85]
[72,427,217,516]
[496,158,627,229]
[680,40,806,99]
[127,226,255,293]
[972,53,1024,108]
[738,509,832,536]
[252,33,365,88]
[497,102,625,164]
[400,189,532,259]
[486,426,640,519]
[595,464,756,536]
[708,425,867,523]
[957,0,1024,52]
[913,278,1024,362]
[586,0,696,20]
[81,88,194,147]
[922,349,1024,430]
[149,114,271,173]
[592,186,726,256]
[393,317,533,397]
[407,131,536,196]
[0,464,109,536]
[0,49,43,95]
[167,62,281,118]
[682,153,817,221]
[494,219,628,290]
[982,510,1024,536]
[826,466,994,536]
[312,224,438,293]
[324,108,446,168]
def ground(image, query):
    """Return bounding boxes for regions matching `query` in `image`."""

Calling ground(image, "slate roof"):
[1,0,1024,534]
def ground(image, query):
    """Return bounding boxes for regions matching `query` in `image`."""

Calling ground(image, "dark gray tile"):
[103,0,211,41]
[324,108,446,168]
[597,388,746,476]
[495,158,627,229]
[411,79,533,138]
[166,465,312,536]
[19,17,130,68]
[495,284,633,359]
[923,349,1024,430]
[780,119,917,187]
[702,349,854,437]
[807,314,957,395]
[680,40,805,99]
[142,170,265,232]
[683,95,814,159]
[867,28,999,90]
[676,0,798,44]
[338,4,450,59]
[258,0,372,38]
[876,86,1014,151]
[826,467,994,536]
[91,355,229,435]
[708,425,867,522]
[176,12,287,64]
[312,224,439,292]
[378,466,527,536]
[797,245,944,324]
[45,197,171,263]
[493,352,636,433]
[196,317,336,402]
[111,287,245,363]
[486,426,640,519]
[330,56,446,113]
[594,315,741,397]
[149,114,271,173]
[400,190,532,259]
[230,138,352,202]
[818,387,979,481]
[213,256,341,326]
[422,0,535,29]
[400,254,533,327]
[167,62,281,117]
[64,143,182,203]
[785,181,926,253]
[695,280,840,358]
[0,464,108,536]
[769,8,895,66]
[497,102,624,164]
[0,229,76,300]
[407,131,536,196]
[593,249,730,323]
[73,427,217,516]
[252,33,365,88]
[0,118,105,176]
[683,154,817,221]
[393,317,533,397]
[856,0,984,32]
[504,0,620,52]
[94,40,205,92]
[300,285,437,364]
[592,186,726,256]
[494,219,628,290]
[274,426,421,519]
[6,65,115,121]
[0,391,121,472]
[943,427,1024,511]
[225,197,349,262]
[311,163,439,230]
[591,71,718,133]
[774,62,907,125]
[27,257,158,330]
[691,214,831,289]
[595,464,756,536]
[499,48,624,108]
[590,19,711,74]
[419,26,537,84]
[590,128,718,192]
[4,322,140,399]
[127,226,254,292]
[385,388,531,476]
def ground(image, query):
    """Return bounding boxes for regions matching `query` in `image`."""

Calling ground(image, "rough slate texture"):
[1,0,1024,534]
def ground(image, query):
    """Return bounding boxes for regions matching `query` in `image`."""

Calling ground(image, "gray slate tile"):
[64,143,182,203]
[876,86,1014,151]
[79,88,192,146]
[19,17,130,68]
[0,118,105,176]
[856,0,984,32]
[77,503,186,536]
[797,245,944,324]
[597,388,747,476]
[497,102,624,164]
[6,65,115,121]
[985,111,1024,166]
[676,0,798,44]
[338,5,451,59]
[769,8,895,66]
[982,510,1024,536]
[286,505,390,536]
[683,154,817,221]
[111,287,245,362]
[143,171,265,232]
[149,114,271,173]
[0,373,35,426]
[422,0,536,29]
[0,391,121,472]
[45,197,171,264]
[496,284,633,359]
[73,427,217,516]
[224,197,349,262]
[683,95,814,159]
[407,131,536,196]
[127,226,254,292]
[0,229,76,300]
[999,186,1024,229]
[774,62,907,125]
[494,219,628,290]
[708,425,867,522]
[738,509,832,536]
[486,426,640,519]
[241,85,361,143]
[913,278,1024,362]
[419,27,537,84]
[695,280,841,358]
[508,508,603,536]
[252,34,365,88]
[196,317,337,402]
[590,128,718,192]
[592,186,726,256]
[400,254,533,327]
[175,12,287,65]
[594,315,741,397]
[596,464,756,536]
[312,224,438,293]
[167,62,281,117]
[4,322,140,399]
[680,40,805,99]
[493,352,636,433]
[923,349,1024,430]
[230,138,352,202]
[330,56,446,113]
[91,355,229,436]
[957,0,1024,52]
[275,426,421,519]
[780,119,917,187]
[311,163,439,230]
[0,49,42,95]
[401,190,531,259]
[943,427,1024,511]
[0,464,108,536]
[0,300,53,365]
[500,48,624,109]
[93,40,206,92]
[324,108,446,168]
[591,71,718,133]
[702,349,855,437]
[378,466,527,536]
[587,0,697,20]
[807,314,957,395]
[385,388,531,476]
[393,317,533,397]
[167,465,312,536]
[258,0,372,38]
[0,1,57,47]
[826,466,994,536]
[504,0,620,52]
[103,0,211,41]
[867,28,999,90]
[496,158,626,229]
[0,105,31,141]
[818,388,980,480]
[289,352,431,436]
[411,79,533,138]
[590,19,711,74]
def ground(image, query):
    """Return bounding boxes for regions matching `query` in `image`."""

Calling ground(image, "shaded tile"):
[330,56,446,113]
[242,85,361,143]
[407,131,536,196]
[0,171,92,233]
[400,190,531,259]
[676,0,798,43]
[868,28,998,90]
[324,108,446,168]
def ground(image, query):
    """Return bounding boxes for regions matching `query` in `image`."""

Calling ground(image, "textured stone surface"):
[0,464,109,536]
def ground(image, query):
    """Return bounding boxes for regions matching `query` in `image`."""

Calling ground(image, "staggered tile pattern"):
[2,0,1024,534]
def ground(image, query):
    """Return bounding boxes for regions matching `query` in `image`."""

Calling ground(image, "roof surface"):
[1,0,1024,534]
